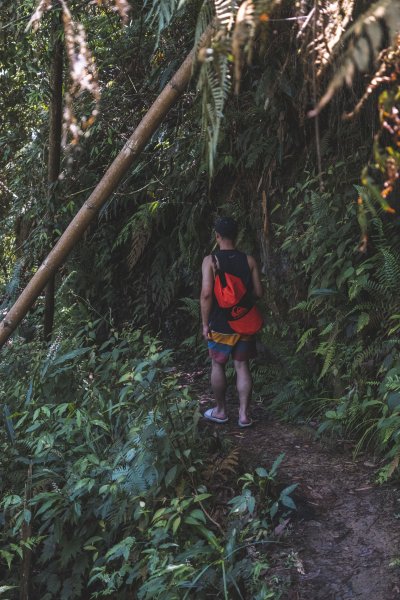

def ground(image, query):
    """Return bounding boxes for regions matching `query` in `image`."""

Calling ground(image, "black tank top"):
[209,249,253,333]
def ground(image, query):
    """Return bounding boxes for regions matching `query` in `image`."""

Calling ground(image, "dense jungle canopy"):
[1,0,400,598]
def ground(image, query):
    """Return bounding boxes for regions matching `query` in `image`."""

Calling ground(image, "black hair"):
[214,216,238,241]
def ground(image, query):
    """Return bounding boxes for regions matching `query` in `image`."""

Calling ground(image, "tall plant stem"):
[0,25,214,349]
[44,13,63,342]
[312,0,324,192]
[19,462,33,600]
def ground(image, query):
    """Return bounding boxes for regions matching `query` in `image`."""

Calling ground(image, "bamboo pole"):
[0,27,213,349]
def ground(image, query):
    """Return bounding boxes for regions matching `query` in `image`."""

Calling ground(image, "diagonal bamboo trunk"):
[0,27,213,349]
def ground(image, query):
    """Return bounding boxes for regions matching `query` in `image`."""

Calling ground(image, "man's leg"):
[234,360,252,424]
[210,359,228,419]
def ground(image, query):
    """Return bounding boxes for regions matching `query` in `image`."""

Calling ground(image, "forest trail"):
[186,369,400,600]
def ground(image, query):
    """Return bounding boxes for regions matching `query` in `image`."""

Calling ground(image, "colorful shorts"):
[207,331,256,364]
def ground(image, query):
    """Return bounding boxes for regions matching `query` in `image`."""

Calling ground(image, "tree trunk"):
[43,20,63,343]
[0,26,214,349]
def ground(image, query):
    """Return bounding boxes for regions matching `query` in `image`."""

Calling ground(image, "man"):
[200,216,263,427]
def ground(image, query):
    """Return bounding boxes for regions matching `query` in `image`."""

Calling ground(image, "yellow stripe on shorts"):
[208,331,253,345]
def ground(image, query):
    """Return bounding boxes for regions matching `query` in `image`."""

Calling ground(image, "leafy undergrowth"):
[0,315,297,600]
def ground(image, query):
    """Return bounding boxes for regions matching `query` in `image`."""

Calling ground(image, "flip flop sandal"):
[204,408,229,424]
[238,419,253,428]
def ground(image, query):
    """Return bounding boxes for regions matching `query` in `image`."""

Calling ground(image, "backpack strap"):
[211,254,227,287]
[211,253,219,273]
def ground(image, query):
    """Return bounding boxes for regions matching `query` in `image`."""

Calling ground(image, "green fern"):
[198,53,231,175]
[113,201,162,273]
[353,339,399,369]
[377,248,400,292]
[296,327,316,353]
[145,0,179,41]
[179,297,200,320]
[317,341,338,380]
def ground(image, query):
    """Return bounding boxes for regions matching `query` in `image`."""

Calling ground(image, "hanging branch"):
[27,0,131,145]
[60,0,100,145]
[308,0,400,117]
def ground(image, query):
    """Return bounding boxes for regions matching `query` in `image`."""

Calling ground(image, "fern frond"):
[310,191,329,223]
[318,341,337,380]
[127,229,151,272]
[145,0,178,40]
[214,0,238,30]
[196,0,282,170]
[179,297,200,320]
[291,298,319,313]
[377,248,400,292]
[202,447,239,482]
[353,339,400,368]
[114,201,161,272]
[356,312,370,333]
[358,279,399,305]
[198,53,231,175]
[296,327,316,353]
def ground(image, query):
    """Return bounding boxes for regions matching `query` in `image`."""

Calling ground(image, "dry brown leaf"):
[26,0,52,32]
[61,0,100,145]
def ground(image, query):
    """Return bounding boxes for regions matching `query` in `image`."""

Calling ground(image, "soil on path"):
[187,370,400,600]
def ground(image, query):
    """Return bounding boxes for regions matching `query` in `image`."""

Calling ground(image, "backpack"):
[212,254,263,335]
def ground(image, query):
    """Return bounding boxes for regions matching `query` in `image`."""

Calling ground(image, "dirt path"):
[189,371,400,600]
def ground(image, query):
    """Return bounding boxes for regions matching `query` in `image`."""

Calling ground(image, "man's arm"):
[247,255,263,299]
[200,255,214,340]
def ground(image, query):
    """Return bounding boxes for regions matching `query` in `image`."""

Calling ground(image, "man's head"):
[214,216,238,243]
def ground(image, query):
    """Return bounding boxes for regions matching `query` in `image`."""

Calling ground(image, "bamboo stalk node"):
[123,140,138,155]
[3,319,12,328]
[169,80,184,93]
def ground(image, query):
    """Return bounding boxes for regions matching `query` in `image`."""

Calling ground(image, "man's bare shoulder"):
[202,255,213,267]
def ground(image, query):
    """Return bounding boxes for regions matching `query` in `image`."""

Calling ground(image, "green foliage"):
[0,303,292,598]
[260,161,400,472]
[4,6,400,599]
[0,320,191,596]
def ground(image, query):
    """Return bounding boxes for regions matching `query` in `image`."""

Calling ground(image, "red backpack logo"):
[231,305,248,318]
[212,255,263,335]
